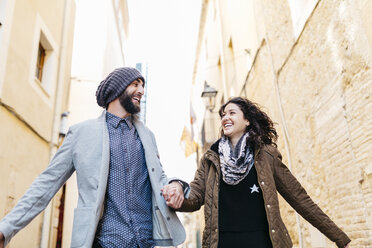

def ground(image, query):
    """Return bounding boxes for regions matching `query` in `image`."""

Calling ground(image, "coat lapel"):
[133,117,157,160]
[97,111,110,206]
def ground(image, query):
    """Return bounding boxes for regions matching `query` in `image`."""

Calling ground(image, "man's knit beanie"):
[96,67,145,108]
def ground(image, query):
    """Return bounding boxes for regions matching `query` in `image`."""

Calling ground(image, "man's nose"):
[137,85,144,95]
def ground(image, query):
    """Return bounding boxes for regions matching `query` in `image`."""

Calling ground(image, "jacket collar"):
[204,139,221,170]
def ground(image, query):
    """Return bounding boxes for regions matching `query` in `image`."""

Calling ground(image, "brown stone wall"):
[245,0,372,247]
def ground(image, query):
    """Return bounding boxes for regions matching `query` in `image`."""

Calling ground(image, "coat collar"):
[132,115,155,155]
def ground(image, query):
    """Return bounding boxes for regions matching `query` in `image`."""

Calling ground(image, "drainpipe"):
[40,0,73,247]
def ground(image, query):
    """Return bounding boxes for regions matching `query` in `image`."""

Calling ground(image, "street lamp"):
[201,81,218,112]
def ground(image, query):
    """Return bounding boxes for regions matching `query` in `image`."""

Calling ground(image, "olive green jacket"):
[178,143,351,248]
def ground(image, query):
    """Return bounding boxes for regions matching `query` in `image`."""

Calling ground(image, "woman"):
[175,97,350,248]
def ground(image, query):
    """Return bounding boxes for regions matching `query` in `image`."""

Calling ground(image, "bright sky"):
[126,0,201,182]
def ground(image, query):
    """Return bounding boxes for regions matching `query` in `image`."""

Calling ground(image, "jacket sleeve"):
[0,128,76,247]
[177,156,208,212]
[273,149,351,248]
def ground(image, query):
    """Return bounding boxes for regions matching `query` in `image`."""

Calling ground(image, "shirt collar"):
[106,111,133,129]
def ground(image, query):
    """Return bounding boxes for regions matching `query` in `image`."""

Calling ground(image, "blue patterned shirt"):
[96,112,154,248]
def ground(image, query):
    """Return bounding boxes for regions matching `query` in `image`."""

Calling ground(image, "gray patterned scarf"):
[218,133,255,185]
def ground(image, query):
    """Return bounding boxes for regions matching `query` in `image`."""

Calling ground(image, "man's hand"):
[161,182,184,209]
[0,232,4,248]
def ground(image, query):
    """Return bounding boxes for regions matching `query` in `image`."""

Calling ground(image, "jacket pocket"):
[71,207,94,247]
[152,206,172,241]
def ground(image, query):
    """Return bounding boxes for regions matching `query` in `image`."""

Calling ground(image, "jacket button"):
[267,204,271,208]
[167,217,170,221]
[152,168,155,172]
[261,181,265,185]
[272,229,275,233]
[215,229,218,233]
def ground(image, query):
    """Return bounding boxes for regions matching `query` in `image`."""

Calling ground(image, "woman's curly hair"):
[219,97,278,148]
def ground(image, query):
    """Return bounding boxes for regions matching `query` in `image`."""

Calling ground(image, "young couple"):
[0,67,350,247]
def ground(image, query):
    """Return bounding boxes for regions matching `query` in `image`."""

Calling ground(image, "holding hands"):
[161,181,184,209]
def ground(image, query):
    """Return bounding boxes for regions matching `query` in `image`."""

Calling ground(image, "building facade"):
[0,0,76,247]
[187,0,372,247]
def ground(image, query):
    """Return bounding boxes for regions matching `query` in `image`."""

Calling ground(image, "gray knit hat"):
[96,67,145,108]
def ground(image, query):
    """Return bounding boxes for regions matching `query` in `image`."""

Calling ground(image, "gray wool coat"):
[0,111,188,247]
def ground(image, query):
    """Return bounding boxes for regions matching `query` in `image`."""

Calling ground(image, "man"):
[0,67,188,248]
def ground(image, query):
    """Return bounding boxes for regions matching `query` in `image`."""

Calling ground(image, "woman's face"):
[221,103,250,140]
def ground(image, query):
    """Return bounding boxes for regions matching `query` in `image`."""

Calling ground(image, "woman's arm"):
[273,149,351,248]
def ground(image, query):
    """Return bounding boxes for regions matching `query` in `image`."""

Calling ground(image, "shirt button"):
[167,217,170,221]
[152,168,155,172]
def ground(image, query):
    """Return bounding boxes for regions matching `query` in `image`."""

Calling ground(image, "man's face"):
[119,79,144,114]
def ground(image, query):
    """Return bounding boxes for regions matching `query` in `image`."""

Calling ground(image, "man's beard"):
[119,91,141,114]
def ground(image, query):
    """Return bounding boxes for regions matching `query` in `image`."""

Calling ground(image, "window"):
[35,43,46,81]
[33,30,55,95]
[31,15,57,98]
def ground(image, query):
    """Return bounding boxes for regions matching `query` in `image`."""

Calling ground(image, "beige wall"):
[0,0,76,247]
[0,109,50,247]
[189,0,372,247]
